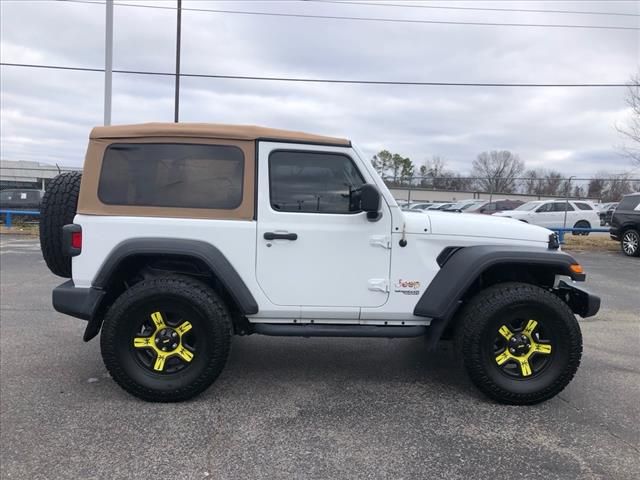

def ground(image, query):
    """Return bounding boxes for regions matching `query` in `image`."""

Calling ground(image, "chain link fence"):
[382,175,640,203]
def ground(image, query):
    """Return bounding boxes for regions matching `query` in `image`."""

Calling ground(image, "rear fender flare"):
[84,238,258,341]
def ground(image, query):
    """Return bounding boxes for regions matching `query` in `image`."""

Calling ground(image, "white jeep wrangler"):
[40,123,600,404]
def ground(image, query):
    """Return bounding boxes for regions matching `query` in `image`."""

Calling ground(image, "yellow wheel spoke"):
[518,358,532,377]
[176,346,194,362]
[498,325,513,341]
[523,319,538,336]
[133,336,154,349]
[153,352,169,372]
[533,342,552,355]
[495,351,511,366]
[176,321,192,335]
[151,311,166,329]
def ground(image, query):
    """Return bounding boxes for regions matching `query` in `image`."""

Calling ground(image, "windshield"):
[515,201,542,211]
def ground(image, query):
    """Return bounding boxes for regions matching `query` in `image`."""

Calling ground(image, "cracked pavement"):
[1,236,638,479]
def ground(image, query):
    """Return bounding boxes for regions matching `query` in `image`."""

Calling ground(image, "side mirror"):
[358,184,381,221]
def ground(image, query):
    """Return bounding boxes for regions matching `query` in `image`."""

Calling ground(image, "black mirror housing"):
[358,184,382,221]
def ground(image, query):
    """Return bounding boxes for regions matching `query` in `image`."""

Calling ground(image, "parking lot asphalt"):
[0,235,638,480]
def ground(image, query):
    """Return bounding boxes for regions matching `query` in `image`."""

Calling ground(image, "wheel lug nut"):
[172,343,177,348]
[162,347,167,352]
[172,332,177,338]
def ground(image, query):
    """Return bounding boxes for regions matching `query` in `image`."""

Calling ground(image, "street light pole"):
[563,175,576,229]
[104,0,113,126]
[174,0,182,123]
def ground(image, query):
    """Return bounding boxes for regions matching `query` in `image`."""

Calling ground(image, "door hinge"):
[369,235,391,249]
[368,278,389,293]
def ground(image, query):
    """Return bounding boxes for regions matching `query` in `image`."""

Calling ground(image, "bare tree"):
[471,150,525,194]
[589,171,635,202]
[616,72,640,165]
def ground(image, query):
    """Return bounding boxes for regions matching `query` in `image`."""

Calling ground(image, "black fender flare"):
[93,237,259,314]
[82,238,259,341]
[414,245,586,349]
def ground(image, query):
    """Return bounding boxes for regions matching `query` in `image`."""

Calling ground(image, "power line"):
[55,0,639,31]
[2,62,638,88]
[304,0,640,18]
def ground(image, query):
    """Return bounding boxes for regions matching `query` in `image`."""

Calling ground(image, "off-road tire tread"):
[455,282,582,405]
[39,172,82,277]
[100,276,232,402]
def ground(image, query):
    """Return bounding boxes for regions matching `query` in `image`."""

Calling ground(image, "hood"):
[403,211,551,244]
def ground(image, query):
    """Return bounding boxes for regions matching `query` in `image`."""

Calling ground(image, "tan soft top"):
[90,122,350,146]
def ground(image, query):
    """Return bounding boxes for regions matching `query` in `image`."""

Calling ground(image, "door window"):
[536,203,553,213]
[269,151,365,213]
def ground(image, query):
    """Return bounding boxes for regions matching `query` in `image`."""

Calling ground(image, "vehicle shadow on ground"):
[211,335,482,402]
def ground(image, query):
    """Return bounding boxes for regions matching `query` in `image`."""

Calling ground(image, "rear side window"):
[618,195,640,211]
[269,151,365,213]
[575,202,593,210]
[98,143,244,209]
[553,202,574,212]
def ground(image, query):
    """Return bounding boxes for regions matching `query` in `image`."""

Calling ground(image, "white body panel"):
[72,142,555,325]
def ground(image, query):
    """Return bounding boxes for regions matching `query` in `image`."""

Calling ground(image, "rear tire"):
[621,229,640,257]
[100,276,232,402]
[455,282,582,405]
[39,172,82,277]
[572,220,590,236]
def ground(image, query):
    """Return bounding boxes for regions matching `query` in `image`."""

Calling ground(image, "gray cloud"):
[1,0,638,176]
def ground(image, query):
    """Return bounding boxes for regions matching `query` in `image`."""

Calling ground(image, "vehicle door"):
[532,202,556,227]
[552,201,575,228]
[255,143,392,318]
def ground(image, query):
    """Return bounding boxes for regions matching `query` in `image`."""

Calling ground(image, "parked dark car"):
[600,202,618,226]
[610,193,640,257]
[0,188,44,210]
[465,199,525,215]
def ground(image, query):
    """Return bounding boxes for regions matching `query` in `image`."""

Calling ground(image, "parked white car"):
[493,200,600,232]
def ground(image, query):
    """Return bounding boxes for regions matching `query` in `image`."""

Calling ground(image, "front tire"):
[100,276,232,402]
[455,282,582,405]
[621,229,640,257]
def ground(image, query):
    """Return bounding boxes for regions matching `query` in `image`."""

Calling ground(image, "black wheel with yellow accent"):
[100,276,232,402]
[455,282,582,405]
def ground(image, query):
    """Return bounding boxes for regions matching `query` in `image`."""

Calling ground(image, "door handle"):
[264,232,298,241]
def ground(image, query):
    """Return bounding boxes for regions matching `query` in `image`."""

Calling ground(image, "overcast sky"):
[1,0,639,177]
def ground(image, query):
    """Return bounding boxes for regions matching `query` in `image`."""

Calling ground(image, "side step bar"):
[253,324,428,338]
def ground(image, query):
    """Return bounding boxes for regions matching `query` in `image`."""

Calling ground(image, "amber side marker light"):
[570,264,584,274]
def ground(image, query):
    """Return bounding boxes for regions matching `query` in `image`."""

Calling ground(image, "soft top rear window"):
[98,143,244,209]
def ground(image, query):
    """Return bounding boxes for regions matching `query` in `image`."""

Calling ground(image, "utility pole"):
[104,0,113,126]
[174,0,182,123]
[563,176,575,229]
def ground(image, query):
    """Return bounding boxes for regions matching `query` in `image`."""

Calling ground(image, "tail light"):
[62,224,82,257]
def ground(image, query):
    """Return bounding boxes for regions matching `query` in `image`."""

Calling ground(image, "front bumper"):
[52,280,105,340]
[610,226,620,241]
[558,280,601,318]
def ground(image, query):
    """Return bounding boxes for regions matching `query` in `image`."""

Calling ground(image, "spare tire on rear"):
[39,172,82,278]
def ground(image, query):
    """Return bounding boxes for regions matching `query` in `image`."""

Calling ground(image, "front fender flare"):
[414,245,586,349]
